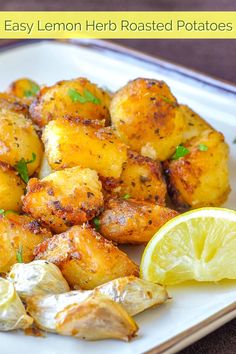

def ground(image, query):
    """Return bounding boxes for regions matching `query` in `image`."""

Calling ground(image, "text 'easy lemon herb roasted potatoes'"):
[110,78,185,161]
[30,78,111,127]
[34,224,139,289]
[23,166,104,233]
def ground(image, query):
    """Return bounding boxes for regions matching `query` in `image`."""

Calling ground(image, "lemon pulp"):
[141,208,236,285]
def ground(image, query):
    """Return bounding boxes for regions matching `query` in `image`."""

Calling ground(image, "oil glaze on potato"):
[0,95,43,175]
[0,162,25,211]
[23,167,104,233]
[119,150,167,205]
[30,78,111,127]
[34,224,139,289]
[0,214,51,273]
[110,78,185,161]
[98,198,178,244]
[164,130,230,209]
[43,118,127,179]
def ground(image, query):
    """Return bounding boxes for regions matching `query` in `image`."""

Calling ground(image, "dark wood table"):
[0,1,236,353]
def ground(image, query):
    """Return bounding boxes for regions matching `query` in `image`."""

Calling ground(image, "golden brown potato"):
[0,95,43,175]
[119,150,167,205]
[0,92,29,115]
[97,198,178,244]
[34,224,139,289]
[0,161,25,211]
[23,167,104,233]
[8,78,40,100]
[110,78,186,161]
[180,105,213,142]
[0,214,51,273]
[164,130,230,209]
[43,118,128,179]
[30,78,111,127]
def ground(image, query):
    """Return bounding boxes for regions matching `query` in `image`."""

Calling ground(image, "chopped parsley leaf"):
[172,145,190,160]
[233,138,236,144]
[24,82,40,97]
[0,209,18,216]
[160,95,176,106]
[68,88,101,104]
[16,245,23,263]
[123,194,131,200]
[15,152,36,183]
[93,217,100,232]
[198,144,208,151]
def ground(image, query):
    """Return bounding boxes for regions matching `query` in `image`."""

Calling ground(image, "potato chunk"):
[8,78,40,100]
[43,118,127,179]
[97,198,178,244]
[0,162,25,211]
[164,130,230,209]
[23,167,104,233]
[30,78,111,127]
[119,150,167,205]
[110,78,185,161]
[180,105,213,142]
[34,224,139,289]
[0,95,43,175]
[0,214,51,273]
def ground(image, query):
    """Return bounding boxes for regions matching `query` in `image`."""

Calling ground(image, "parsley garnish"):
[123,194,131,199]
[15,152,36,183]
[0,209,18,216]
[198,144,208,151]
[233,138,236,144]
[16,245,23,263]
[172,145,190,160]
[24,82,40,97]
[160,95,176,106]
[93,217,100,232]
[68,88,101,104]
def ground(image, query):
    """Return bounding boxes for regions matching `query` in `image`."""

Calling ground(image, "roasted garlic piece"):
[0,278,33,331]
[8,260,70,299]
[27,293,138,341]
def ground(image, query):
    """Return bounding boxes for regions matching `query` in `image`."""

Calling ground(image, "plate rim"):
[0,38,235,354]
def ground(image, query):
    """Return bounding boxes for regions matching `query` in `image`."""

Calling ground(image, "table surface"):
[0,1,236,354]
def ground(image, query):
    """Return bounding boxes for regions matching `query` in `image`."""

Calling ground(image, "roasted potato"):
[181,105,213,142]
[8,78,40,100]
[23,167,104,233]
[34,224,139,289]
[0,213,51,273]
[43,118,128,179]
[164,130,230,209]
[0,94,43,175]
[110,78,186,161]
[97,198,178,244]
[119,150,167,205]
[30,78,111,127]
[0,161,25,211]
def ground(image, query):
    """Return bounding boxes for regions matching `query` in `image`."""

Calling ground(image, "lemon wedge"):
[141,208,236,285]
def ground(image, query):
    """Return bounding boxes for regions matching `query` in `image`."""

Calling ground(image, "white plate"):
[0,39,236,354]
